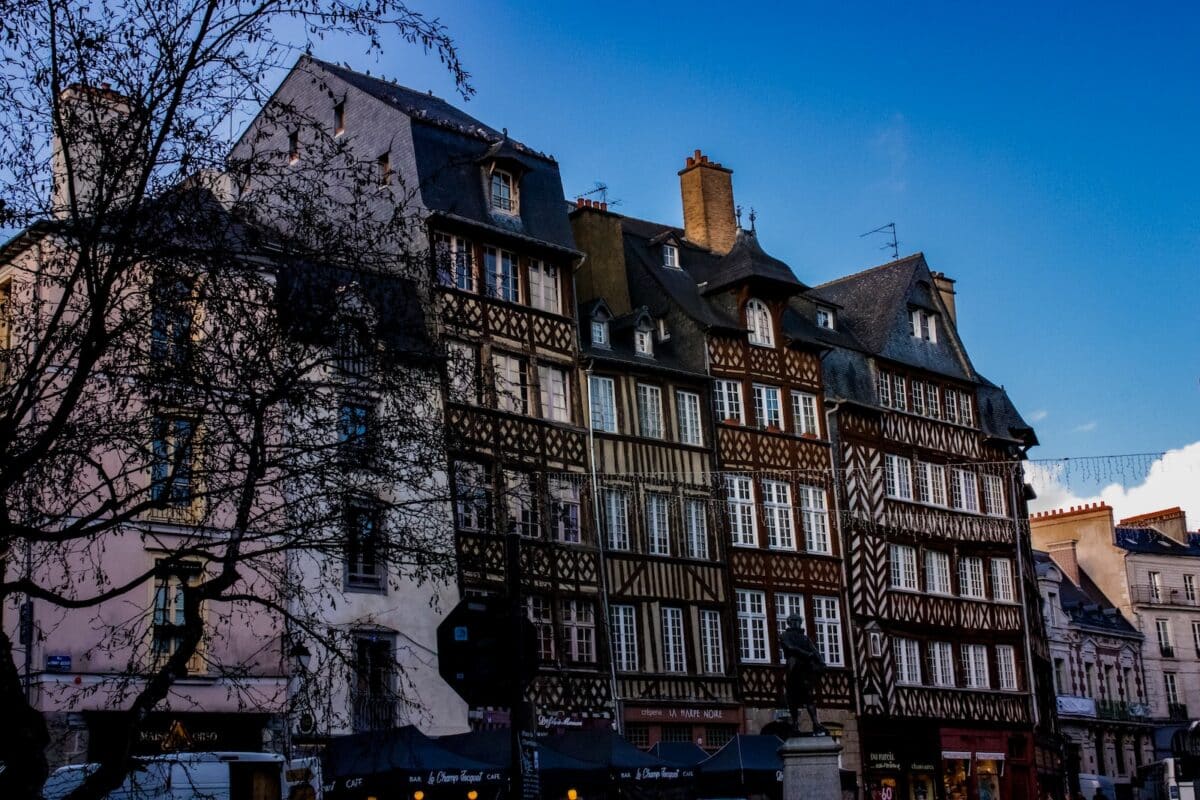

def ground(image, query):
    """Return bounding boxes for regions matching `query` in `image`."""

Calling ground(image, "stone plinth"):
[779,735,843,800]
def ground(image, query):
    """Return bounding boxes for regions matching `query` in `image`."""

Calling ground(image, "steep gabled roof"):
[688,228,804,295]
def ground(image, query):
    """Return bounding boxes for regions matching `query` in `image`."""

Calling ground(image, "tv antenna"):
[578,181,620,206]
[860,222,899,260]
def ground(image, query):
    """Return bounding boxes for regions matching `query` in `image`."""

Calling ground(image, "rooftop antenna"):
[860,222,899,260]
[578,181,619,206]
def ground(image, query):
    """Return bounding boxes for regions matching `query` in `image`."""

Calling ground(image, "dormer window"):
[591,319,610,348]
[288,131,300,164]
[334,101,346,137]
[657,318,670,341]
[635,329,654,357]
[490,169,516,214]
[910,309,938,342]
[663,244,680,269]
[746,299,773,347]
[816,306,835,330]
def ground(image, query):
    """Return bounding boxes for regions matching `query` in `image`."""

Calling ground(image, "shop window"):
[705,725,736,751]
[624,724,650,748]
[660,725,692,743]
[942,757,970,800]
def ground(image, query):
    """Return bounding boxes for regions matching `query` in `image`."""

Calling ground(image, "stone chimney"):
[678,150,736,255]
[931,271,957,326]
[570,198,631,314]
[51,83,139,219]
[1046,540,1081,586]
[1119,507,1189,545]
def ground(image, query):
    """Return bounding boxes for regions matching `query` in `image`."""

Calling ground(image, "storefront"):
[84,711,272,761]
[621,704,742,751]
[863,725,1037,800]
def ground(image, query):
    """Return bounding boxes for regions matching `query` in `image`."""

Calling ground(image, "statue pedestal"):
[779,735,843,800]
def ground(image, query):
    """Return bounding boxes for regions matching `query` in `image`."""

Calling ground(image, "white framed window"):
[911,379,925,416]
[892,373,908,412]
[492,352,528,414]
[604,489,630,550]
[982,474,1007,517]
[151,561,205,673]
[684,498,709,559]
[700,610,725,674]
[446,340,479,405]
[454,461,490,533]
[961,644,989,688]
[928,641,955,687]
[528,260,560,314]
[878,369,892,407]
[589,375,617,432]
[676,390,703,446]
[910,309,938,342]
[591,319,610,347]
[1186,574,1197,603]
[504,470,538,537]
[433,231,474,292]
[1192,621,1200,654]
[914,461,931,503]
[490,168,516,214]
[792,391,819,437]
[635,329,654,357]
[561,599,595,663]
[959,556,986,599]
[1165,672,1180,705]
[885,454,913,500]
[1157,618,1173,650]
[945,390,960,424]
[753,384,783,429]
[736,589,769,663]
[646,492,671,556]
[333,101,346,136]
[890,544,919,591]
[610,605,638,672]
[663,243,680,269]
[637,383,664,438]
[483,246,519,302]
[950,469,979,513]
[774,592,806,664]
[925,551,952,595]
[662,607,687,672]
[746,299,774,347]
[895,637,922,685]
[959,391,974,426]
[549,478,581,543]
[657,318,671,341]
[538,364,571,422]
[816,306,835,330]
[527,596,554,661]
[726,476,757,546]
[996,645,1019,690]
[990,558,1015,603]
[813,596,843,667]
[763,480,795,550]
[914,463,947,507]
[1150,571,1163,602]
[799,485,830,554]
[926,383,940,419]
[714,379,745,425]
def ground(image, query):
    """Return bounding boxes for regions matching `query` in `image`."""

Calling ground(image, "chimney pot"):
[600,202,607,211]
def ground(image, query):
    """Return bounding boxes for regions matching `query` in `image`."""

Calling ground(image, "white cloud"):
[1028,409,1049,423]
[1027,441,1200,526]
[1072,421,1098,433]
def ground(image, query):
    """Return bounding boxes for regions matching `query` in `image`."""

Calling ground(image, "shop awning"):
[942,751,973,760]
[323,726,504,799]
[649,741,710,767]
[977,752,1006,761]
[697,735,785,799]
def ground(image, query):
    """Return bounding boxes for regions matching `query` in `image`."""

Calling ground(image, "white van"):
[43,752,321,800]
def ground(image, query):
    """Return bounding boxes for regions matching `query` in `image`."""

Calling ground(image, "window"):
[591,319,610,348]
[735,589,769,663]
[1192,621,1200,655]
[287,130,299,163]
[925,551,952,595]
[646,492,671,556]
[950,469,979,513]
[714,380,744,424]
[538,364,571,423]
[1149,572,1162,602]
[528,260,560,314]
[892,373,908,412]
[635,329,654,357]
[890,544,919,591]
[345,501,383,590]
[753,384,783,429]
[637,384,664,438]
[150,275,194,368]
[1157,618,1173,655]
[454,462,490,533]
[911,379,925,416]
[813,597,843,666]
[549,478,580,543]
[885,454,913,500]
[624,725,650,749]
[150,416,197,507]
[658,318,671,341]
[991,558,1015,603]
[774,593,806,663]
[335,319,371,377]
[663,244,679,268]
[528,596,555,661]
[958,391,974,427]
[377,152,391,186]
[726,476,757,546]
[492,352,528,414]
[959,557,986,599]
[982,475,1008,517]
[684,499,709,559]
[925,383,940,419]
[799,485,830,554]
[878,369,892,407]
[746,299,773,347]
[589,375,617,432]
[945,390,960,424]
[928,642,955,687]
[910,309,938,342]
[996,645,1019,690]
[961,644,989,688]
[792,391,819,437]
[338,401,372,459]
[676,391,703,445]
[914,462,946,506]
[151,560,203,674]
[351,634,395,731]
[604,489,630,550]
[1165,672,1180,705]
[1053,658,1068,693]
[869,631,883,657]
[490,169,516,213]
[816,306,834,330]
[662,608,687,672]
[446,340,479,404]
[762,480,795,550]
[700,610,725,674]
[561,599,595,663]
[333,101,345,136]
[895,637,922,685]
[504,470,538,537]
[484,246,519,302]
[610,605,638,671]
[1186,575,1197,603]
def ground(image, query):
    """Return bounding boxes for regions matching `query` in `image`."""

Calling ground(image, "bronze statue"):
[781,613,827,735]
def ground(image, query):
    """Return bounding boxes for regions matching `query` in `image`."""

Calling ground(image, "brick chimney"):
[931,271,957,326]
[678,150,736,255]
[51,83,139,219]
[1047,540,1081,586]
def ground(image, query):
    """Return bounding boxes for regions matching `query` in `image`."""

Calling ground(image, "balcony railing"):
[351,694,397,732]
[1096,700,1152,721]
[1168,703,1190,722]
[1131,584,1199,607]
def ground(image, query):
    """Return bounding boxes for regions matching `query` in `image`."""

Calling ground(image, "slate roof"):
[687,227,805,294]
[1115,527,1200,558]
[577,301,707,379]
[1034,551,1140,635]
